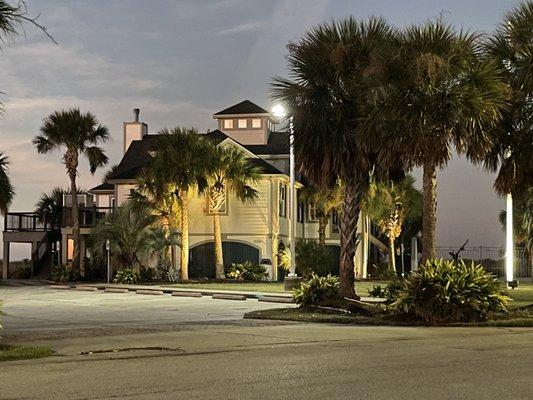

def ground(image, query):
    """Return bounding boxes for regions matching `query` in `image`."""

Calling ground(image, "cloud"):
[216,20,266,36]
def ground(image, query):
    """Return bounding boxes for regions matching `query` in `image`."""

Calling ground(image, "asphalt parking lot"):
[0,285,293,335]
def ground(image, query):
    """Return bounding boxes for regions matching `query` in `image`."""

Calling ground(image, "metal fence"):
[436,246,532,279]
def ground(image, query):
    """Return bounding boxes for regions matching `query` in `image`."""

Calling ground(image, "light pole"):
[505,149,515,288]
[272,105,300,289]
[106,239,111,284]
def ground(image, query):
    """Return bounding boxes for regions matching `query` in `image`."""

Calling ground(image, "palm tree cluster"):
[130,127,261,280]
[273,2,533,297]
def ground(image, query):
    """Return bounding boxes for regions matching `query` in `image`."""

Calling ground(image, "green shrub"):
[51,263,79,283]
[227,261,268,281]
[294,273,340,306]
[139,266,155,282]
[14,264,31,279]
[367,263,397,280]
[394,259,511,323]
[368,280,404,302]
[279,241,335,279]
[114,268,140,284]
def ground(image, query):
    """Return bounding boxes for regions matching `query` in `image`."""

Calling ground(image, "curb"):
[75,286,98,292]
[136,290,164,295]
[104,288,130,293]
[258,296,294,304]
[212,293,247,301]
[50,285,71,290]
[171,291,202,298]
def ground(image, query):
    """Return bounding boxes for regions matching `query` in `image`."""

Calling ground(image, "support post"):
[3,241,10,279]
[411,236,418,272]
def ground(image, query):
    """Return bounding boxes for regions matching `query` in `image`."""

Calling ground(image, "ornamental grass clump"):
[113,268,140,284]
[294,273,340,306]
[393,259,511,323]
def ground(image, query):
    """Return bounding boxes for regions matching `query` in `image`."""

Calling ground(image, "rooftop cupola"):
[123,108,148,153]
[213,100,275,145]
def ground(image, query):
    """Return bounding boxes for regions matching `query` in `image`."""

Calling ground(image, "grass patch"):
[507,283,533,308]
[0,344,54,362]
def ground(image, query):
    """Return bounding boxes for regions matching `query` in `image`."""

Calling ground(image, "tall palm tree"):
[149,127,214,280]
[208,146,261,279]
[272,17,401,298]
[373,22,507,262]
[33,109,109,272]
[363,175,422,271]
[0,152,14,215]
[300,181,343,246]
[483,2,533,197]
[130,168,181,267]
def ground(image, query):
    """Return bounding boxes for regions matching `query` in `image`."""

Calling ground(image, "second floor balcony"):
[61,206,115,228]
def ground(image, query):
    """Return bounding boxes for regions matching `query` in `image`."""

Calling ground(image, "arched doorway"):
[189,241,260,279]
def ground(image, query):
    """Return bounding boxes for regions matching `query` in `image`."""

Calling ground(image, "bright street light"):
[271,104,287,118]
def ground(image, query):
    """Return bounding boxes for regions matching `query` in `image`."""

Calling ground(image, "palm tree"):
[34,187,66,229]
[483,2,533,197]
[363,175,422,271]
[33,109,109,272]
[130,168,181,267]
[140,226,181,281]
[272,17,401,298]
[373,22,507,262]
[149,127,214,280]
[0,152,14,215]
[300,181,343,246]
[208,146,261,279]
[89,202,155,269]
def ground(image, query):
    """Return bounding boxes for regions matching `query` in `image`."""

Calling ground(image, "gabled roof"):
[89,182,114,192]
[107,130,285,181]
[242,131,289,155]
[214,100,269,116]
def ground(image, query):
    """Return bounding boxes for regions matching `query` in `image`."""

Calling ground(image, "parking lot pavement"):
[0,286,294,335]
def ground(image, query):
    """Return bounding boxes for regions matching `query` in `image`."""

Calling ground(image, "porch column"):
[2,241,10,279]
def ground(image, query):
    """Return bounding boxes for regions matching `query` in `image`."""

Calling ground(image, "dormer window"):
[223,119,233,129]
[238,119,247,128]
[252,118,261,128]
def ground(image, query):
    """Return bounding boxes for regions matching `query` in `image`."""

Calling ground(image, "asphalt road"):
[1,286,532,400]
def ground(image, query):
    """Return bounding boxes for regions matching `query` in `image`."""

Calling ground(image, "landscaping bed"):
[245,304,533,327]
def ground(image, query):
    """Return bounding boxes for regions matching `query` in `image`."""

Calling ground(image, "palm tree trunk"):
[339,179,365,299]
[422,159,437,263]
[318,215,328,246]
[213,213,225,279]
[389,236,396,272]
[180,189,190,281]
[68,168,81,274]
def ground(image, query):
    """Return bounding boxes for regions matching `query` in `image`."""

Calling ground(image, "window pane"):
[238,119,247,128]
[252,118,261,128]
[224,119,233,129]
[279,184,286,217]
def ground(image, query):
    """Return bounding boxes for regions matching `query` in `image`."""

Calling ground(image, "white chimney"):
[123,108,148,153]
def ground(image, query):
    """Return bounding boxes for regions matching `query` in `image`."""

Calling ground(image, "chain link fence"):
[435,246,532,279]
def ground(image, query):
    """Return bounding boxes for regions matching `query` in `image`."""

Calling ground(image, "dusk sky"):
[0,0,521,259]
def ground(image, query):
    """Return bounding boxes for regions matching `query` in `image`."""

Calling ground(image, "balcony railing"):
[62,206,115,228]
[4,212,60,232]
